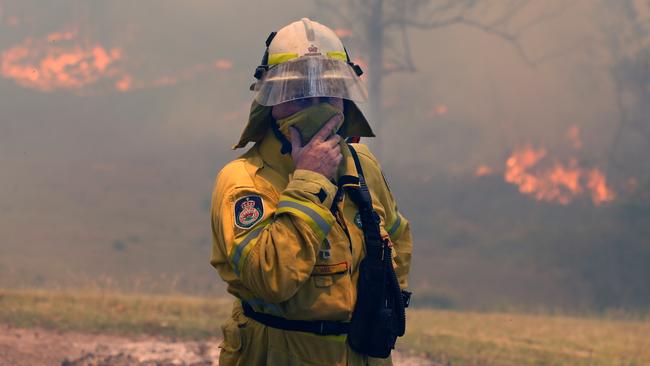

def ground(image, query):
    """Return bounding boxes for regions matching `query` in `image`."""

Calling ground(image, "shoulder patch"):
[234,195,264,229]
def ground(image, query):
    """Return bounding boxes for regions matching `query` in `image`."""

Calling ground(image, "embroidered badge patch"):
[354,212,363,229]
[234,195,264,229]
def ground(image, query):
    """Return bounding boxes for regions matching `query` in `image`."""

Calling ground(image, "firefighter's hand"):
[289,115,343,180]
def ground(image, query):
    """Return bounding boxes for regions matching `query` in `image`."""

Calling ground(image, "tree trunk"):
[366,0,384,156]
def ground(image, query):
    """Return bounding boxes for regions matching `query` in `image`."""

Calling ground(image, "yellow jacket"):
[210,129,412,365]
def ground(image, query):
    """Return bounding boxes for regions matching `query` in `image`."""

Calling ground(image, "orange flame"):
[435,104,448,116]
[334,28,353,38]
[0,2,19,27]
[504,146,615,206]
[1,29,124,92]
[2,27,234,93]
[214,59,233,70]
[427,104,449,118]
[114,75,132,92]
[383,61,397,72]
[475,165,494,177]
[565,124,583,149]
[587,169,616,205]
[116,59,230,91]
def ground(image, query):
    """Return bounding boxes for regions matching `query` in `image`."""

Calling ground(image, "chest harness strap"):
[241,301,350,336]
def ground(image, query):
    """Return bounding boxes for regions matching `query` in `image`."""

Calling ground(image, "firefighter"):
[210,18,413,366]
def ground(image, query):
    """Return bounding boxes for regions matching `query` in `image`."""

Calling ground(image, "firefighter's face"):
[271,97,343,120]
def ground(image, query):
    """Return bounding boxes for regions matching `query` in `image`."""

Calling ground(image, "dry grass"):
[0,288,231,339]
[1,288,649,365]
[403,308,650,365]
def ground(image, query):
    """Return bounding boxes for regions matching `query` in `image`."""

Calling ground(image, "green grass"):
[1,289,649,365]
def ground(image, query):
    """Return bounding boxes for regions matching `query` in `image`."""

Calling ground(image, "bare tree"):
[314,0,568,154]
[599,0,650,195]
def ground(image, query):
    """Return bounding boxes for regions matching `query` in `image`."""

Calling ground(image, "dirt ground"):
[0,324,437,366]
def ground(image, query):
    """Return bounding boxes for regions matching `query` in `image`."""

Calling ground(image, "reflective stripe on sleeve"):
[387,211,406,241]
[229,219,270,276]
[276,197,334,240]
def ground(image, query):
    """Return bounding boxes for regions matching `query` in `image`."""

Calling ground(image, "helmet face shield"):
[253,56,368,106]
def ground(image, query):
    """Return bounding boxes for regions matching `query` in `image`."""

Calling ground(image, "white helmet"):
[252,18,367,106]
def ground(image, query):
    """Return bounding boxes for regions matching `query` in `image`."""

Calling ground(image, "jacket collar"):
[337,142,361,187]
[256,128,295,176]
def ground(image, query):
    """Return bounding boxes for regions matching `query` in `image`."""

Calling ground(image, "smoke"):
[1,0,648,309]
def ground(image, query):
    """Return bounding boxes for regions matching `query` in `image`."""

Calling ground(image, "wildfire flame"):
[1,27,235,93]
[586,169,616,205]
[115,75,132,92]
[565,124,583,150]
[504,146,615,206]
[475,164,494,177]
[214,59,233,70]
[145,60,232,89]
[1,29,125,92]
[334,28,353,38]
[1,6,20,28]
[434,104,448,117]
[427,104,449,118]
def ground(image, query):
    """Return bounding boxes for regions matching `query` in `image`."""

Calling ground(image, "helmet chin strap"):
[270,119,293,155]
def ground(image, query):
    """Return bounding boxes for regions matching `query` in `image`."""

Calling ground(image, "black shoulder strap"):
[347,144,372,209]
[347,144,383,260]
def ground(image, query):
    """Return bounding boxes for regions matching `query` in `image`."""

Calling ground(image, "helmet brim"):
[253,56,368,106]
